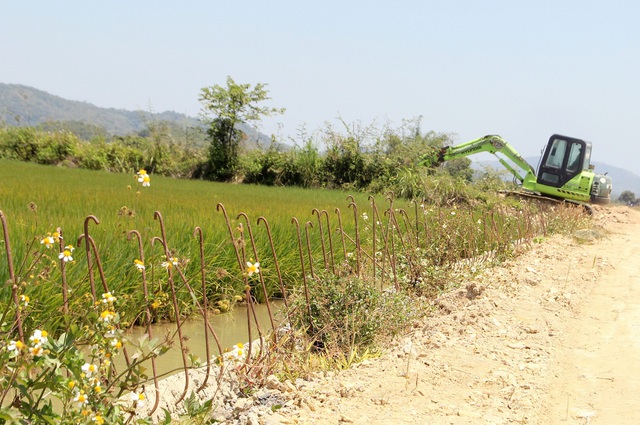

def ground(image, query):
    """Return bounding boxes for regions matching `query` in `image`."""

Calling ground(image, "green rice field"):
[1,159,562,333]
[0,159,386,327]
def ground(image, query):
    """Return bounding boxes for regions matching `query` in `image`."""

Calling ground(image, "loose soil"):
[269,206,640,424]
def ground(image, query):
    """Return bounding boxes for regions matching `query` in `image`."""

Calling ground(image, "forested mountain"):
[0,82,273,149]
[0,83,199,136]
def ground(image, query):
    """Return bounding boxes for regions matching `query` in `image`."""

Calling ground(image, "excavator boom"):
[423,135,537,184]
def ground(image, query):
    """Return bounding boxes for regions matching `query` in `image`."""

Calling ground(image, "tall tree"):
[618,190,636,205]
[199,76,284,181]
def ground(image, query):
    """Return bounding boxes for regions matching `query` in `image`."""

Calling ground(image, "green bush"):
[0,127,80,165]
[241,144,288,186]
[291,272,417,357]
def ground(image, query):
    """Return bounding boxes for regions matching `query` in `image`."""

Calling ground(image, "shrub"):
[290,272,417,359]
[0,292,168,424]
[0,127,80,165]
[241,144,287,186]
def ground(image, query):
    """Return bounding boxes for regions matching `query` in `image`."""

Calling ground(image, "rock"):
[283,380,297,392]
[234,397,253,412]
[265,374,281,390]
[466,282,485,299]
[294,378,309,390]
[483,413,508,424]
[339,381,358,398]
[457,408,482,418]
[245,411,260,425]
[402,340,417,356]
[263,412,292,424]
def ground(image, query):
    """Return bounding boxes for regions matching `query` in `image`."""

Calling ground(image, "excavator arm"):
[420,135,537,185]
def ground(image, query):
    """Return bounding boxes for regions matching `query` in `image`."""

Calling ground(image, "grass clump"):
[288,272,420,369]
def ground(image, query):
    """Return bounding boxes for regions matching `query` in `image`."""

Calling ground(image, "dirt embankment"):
[268,206,640,425]
[148,206,639,424]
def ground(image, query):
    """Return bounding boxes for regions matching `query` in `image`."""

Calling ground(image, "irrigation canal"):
[122,302,281,380]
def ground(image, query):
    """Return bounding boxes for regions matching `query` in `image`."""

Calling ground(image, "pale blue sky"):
[2,1,639,172]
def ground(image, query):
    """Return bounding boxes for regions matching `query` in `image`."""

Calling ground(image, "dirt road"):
[275,206,640,425]
[543,207,640,423]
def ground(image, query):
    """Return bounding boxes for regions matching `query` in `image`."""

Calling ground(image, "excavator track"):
[499,190,593,215]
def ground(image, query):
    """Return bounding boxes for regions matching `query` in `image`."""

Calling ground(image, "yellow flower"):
[161,256,179,270]
[58,245,74,262]
[151,300,161,309]
[29,329,47,347]
[134,259,145,270]
[29,345,44,357]
[137,169,150,187]
[41,231,63,248]
[20,295,29,306]
[228,342,247,363]
[130,391,146,407]
[40,235,55,249]
[73,390,88,406]
[7,340,24,353]
[92,414,105,425]
[81,363,98,377]
[99,310,116,323]
[101,292,116,304]
[246,261,260,277]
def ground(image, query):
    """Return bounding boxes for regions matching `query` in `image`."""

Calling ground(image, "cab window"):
[566,143,582,172]
[544,139,566,168]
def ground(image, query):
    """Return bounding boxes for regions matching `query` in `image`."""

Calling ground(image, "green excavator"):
[420,134,613,209]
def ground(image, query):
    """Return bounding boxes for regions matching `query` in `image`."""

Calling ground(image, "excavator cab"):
[537,134,591,188]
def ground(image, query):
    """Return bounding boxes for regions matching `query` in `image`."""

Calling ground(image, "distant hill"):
[0,83,200,135]
[0,83,271,146]
[472,156,640,200]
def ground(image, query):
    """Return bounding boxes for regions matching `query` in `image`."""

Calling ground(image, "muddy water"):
[122,302,283,379]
